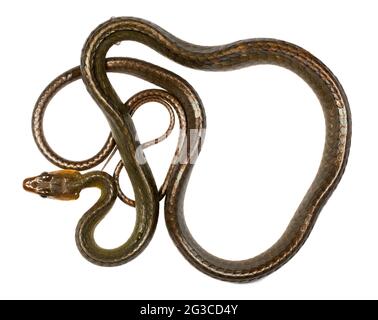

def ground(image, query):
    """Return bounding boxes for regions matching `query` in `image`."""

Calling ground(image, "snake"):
[23,17,351,282]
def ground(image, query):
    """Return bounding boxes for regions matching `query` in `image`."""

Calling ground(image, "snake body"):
[24,17,351,282]
[27,58,194,265]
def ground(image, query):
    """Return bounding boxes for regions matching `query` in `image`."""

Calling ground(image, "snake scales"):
[23,17,351,282]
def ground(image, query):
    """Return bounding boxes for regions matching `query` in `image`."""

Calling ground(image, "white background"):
[0,0,376,299]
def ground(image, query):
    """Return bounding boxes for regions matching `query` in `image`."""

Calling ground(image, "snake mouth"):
[23,176,37,192]
[23,176,48,197]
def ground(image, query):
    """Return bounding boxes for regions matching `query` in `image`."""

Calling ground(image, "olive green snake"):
[23,17,351,282]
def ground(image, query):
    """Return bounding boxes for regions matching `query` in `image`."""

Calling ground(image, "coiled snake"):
[23,17,351,282]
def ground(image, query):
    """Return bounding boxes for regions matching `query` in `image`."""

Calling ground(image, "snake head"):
[23,170,82,200]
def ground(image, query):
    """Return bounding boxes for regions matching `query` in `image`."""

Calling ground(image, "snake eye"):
[38,189,50,198]
[40,172,51,181]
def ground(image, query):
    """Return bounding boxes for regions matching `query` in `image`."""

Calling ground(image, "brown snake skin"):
[28,17,351,282]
